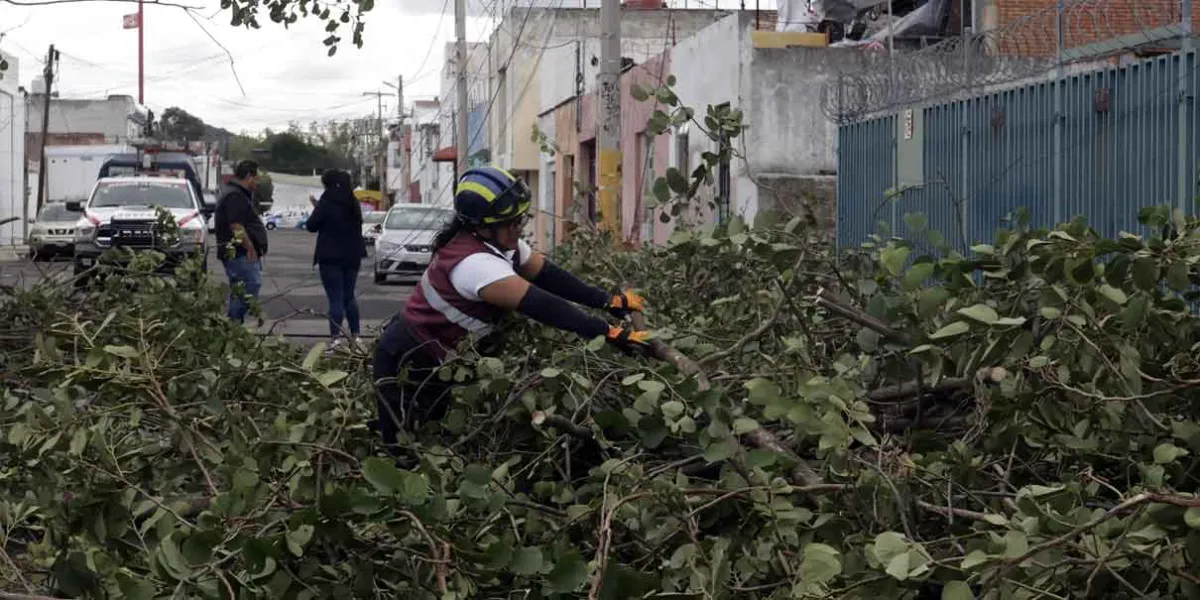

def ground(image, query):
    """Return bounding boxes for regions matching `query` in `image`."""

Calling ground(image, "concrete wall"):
[24,96,146,165]
[438,41,489,161]
[492,7,734,173]
[667,12,755,223]
[0,50,28,249]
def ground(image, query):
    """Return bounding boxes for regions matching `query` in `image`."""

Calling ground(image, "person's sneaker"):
[325,338,344,356]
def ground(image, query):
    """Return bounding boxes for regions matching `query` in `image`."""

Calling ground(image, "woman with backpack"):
[306,169,368,351]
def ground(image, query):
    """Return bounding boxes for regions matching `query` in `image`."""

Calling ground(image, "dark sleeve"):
[305,198,330,232]
[531,260,610,309]
[517,284,609,340]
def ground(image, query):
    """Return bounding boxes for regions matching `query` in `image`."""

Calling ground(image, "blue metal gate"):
[836,50,1199,250]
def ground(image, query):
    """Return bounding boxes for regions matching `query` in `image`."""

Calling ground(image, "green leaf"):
[872,531,909,564]
[1098,283,1128,306]
[660,401,685,420]
[158,534,193,579]
[116,573,156,600]
[886,553,910,580]
[68,428,88,456]
[799,543,842,584]
[903,262,935,291]
[745,378,781,405]
[732,417,760,434]
[361,456,406,494]
[103,345,139,359]
[703,440,736,463]
[630,84,650,101]
[917,287,951,318]
[880,246,911,276]
[652,177,670,203]
[1132,258,1159,290]
[511,546,544,576]
[302,343,323,371]
[956,304,999,324]
[399,472,431,505]
[1153,442,1189,464]
[970,244,995,255]
[287,524,315,557]
[1168,261,1191,291]
[961,550,990,570]
[546,551,588,592]
[929,321,970,340]
[666,168,689,194]
[941,580,974,600]
[317,370,348,387]
[1184,507,1200,529]
[621,373,645,386]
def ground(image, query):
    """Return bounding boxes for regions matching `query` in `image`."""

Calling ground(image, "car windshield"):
[363,211,386,224]
[38,203,75,222]
[385,208,453,231]
[90,180,195,210]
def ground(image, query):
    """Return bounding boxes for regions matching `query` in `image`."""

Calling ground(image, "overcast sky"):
[0,0,500,134]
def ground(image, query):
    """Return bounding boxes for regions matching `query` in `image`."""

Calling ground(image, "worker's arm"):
[516,249,644,315]
[479,276,609,339]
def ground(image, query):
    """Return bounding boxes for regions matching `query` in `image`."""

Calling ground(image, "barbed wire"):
[822,0,1191,123]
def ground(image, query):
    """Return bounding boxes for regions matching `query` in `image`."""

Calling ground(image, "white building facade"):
[0,51,28,250]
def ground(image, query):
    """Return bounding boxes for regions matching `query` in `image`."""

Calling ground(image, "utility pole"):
[597,0,622,236]
[384,76,405,208]
[138,0,144,104]
[362,90,395,194]
[36,44,57,213]
[454,0,468,177]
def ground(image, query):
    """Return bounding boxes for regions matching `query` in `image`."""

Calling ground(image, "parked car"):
[69,175,209,285]
[264,213,283,230]
[373,205,455,284]
[362,210,386,245]
[27,202,80,260]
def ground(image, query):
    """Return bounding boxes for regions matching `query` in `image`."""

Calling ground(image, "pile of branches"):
[5,206,1200,599]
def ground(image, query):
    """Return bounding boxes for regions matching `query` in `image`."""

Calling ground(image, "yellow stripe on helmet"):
[456,180,497,202]
[493,167,517,182]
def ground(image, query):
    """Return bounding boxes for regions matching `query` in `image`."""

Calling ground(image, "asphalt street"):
[0,229,414,342]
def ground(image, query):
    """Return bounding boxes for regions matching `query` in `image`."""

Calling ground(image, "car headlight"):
[181,225,205,244]
[74,225,96,242]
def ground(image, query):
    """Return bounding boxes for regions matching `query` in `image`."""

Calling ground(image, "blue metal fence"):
[836,50,1199,250]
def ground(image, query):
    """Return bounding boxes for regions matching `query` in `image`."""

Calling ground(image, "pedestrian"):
[371,165,652,454]
[305,169,368,351]
[214,160,268,324]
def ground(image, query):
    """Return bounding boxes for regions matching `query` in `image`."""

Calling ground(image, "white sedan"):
[373,205,455,284]
[362,210,386,245]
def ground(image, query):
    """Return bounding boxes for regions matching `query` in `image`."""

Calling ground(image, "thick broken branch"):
[815,288,910,345]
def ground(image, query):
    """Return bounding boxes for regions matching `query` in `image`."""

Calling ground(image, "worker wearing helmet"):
[372,165,651,452]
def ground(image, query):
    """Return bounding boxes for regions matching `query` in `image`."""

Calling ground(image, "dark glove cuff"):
[531,260,611,310]
[517,284,610,340]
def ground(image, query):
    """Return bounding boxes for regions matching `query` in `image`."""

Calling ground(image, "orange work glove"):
[607,289,646,318]
[606,325,653,355]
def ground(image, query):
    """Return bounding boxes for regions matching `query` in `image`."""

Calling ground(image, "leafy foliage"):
[8,205,1200,598]
[10,86,1200,599]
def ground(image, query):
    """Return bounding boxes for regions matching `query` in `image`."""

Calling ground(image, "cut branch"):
[815,288,910,345]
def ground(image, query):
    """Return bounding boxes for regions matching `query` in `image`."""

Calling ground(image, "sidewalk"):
[250,317,387,340]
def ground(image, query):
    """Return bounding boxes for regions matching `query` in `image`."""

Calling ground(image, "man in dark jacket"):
[214,160,269,323]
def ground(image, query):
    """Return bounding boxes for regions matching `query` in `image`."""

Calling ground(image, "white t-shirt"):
[449,238,534,301]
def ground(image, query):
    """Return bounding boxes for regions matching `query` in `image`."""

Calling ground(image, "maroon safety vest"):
[402,233,513,360]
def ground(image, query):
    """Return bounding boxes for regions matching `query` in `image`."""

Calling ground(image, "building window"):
[640,134,655,244]
[675,124,689,174]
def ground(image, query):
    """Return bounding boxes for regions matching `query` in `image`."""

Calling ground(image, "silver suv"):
[27,202,79,260]
[69,175,209,281]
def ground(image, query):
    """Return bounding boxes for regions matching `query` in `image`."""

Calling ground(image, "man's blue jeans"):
[223,255,263,323]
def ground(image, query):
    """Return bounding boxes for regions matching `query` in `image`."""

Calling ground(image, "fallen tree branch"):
[630,313,711,391]
[531,411,593,438]
[697,250,808,368]
[987,492,1200,590]
[815,288,910,345]
[868,378,971,403]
